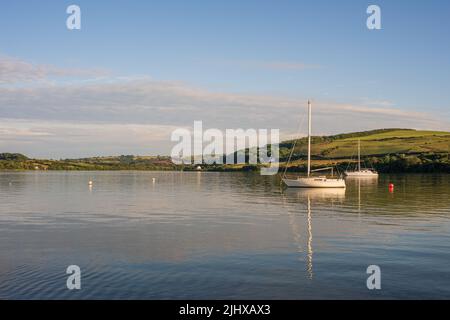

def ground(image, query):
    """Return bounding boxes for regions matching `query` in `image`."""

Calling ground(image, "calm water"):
[0,171,449,299]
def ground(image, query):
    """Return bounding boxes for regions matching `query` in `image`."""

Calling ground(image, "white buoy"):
[152,178,156,183]
[88,180,93,186]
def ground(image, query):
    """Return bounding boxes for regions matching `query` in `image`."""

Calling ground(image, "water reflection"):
[281,188,346,280]
[283,187,346,202]
[0,172,449,299]
[344,175,379,183]
[345,176,378,215]
[306,196,313,280]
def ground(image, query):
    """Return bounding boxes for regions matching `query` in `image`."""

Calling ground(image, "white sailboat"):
[282,101,346,188]
[344,139,378,177]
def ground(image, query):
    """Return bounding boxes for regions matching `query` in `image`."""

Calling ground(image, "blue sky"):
[0,0,449,157]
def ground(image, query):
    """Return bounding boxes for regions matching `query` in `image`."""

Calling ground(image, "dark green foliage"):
[326,128,413,141]
[370,153,450,173]
[0,153,28,161]
[334,153,450,173]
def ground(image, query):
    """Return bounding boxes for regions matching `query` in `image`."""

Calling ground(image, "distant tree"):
[0,153,28,161]
[119,155,135,164]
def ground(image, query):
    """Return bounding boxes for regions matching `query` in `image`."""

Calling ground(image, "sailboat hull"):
[283,177,346,188]
[344,170,378,177]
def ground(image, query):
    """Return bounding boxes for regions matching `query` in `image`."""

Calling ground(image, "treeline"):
[0,153,177,171]
[366,153,450,173]
[1,152,449,173]
[326,128,413,141]
[0,153,29,161]
[280,153,450,174]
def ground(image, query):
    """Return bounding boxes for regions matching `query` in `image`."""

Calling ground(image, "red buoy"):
[389,183,394,193]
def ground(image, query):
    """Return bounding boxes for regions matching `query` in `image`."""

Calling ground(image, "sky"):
[0,0,449,158]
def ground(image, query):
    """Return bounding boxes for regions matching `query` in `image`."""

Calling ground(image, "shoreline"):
[1,168,449,174]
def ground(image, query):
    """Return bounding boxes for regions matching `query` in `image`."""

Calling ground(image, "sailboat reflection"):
[344,174,379,184]
[284,188,346,202]
[282,188,346,279]
[345,175,377,222]
[306,196,313,279]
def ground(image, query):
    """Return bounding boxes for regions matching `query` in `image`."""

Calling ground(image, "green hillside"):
[279,129,450,160]
[276,129,450,173]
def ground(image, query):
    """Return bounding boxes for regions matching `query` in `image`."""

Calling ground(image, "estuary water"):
[0,171,449,299]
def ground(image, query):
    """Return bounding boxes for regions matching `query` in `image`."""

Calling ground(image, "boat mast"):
[358,139,361,172]
[307,100,311,177]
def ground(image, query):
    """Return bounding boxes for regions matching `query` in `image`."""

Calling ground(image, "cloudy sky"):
[0,0,449,158]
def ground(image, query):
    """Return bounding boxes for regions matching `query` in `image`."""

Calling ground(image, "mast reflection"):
[306,196,313,279]
[282,188,346,280]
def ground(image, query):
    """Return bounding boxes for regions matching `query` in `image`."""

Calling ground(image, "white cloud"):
[0,55,108,85]
[0,79,438,125]
[360,98,395,108]
[0,118,182,158]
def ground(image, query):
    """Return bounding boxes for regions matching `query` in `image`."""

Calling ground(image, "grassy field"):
[280,129,450,160]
